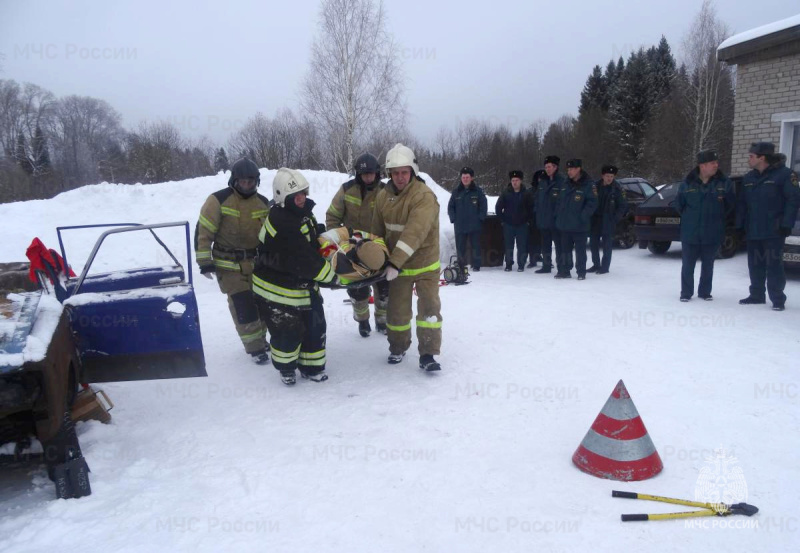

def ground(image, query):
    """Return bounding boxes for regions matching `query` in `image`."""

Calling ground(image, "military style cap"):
[749,142,775,156]
[696,150,719,164]
[509,170,524,180]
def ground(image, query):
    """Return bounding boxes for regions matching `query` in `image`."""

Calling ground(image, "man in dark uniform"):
[495,170,530,272]
[674,150,735,301]
[534,156,567,274]
[555,159,598,280]
[253,168,337,385]
[737,142,800,311]
[589,165,627,274]
[526,170,545,268]
[448,166,488,272]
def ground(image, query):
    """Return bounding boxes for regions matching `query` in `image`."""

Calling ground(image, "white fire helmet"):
[272,168,310,207]
[384,143,419,176]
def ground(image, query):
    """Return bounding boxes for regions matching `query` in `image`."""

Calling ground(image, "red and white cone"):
[572,379,663,481]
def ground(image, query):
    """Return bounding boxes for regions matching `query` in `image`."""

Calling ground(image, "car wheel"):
[648,241,671,255]
[718,229,740,259]
[617,221,636,249]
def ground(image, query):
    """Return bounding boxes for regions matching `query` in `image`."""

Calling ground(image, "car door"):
[59,222,207,383]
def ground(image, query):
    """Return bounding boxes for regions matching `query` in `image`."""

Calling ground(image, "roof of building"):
[717,13,800,64]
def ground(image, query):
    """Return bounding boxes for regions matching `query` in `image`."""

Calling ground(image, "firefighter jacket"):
[325,177,383,232]
[252,199,335,307]
[371,176,441,276]
[195,188,270,272]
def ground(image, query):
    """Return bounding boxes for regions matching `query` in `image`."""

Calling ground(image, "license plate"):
[655,217,680,225]
[783,252,800,262]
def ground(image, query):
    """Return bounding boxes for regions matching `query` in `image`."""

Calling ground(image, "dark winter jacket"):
[448,182,488,234]
[591,179,628,235]
[535,172,567,230]
[736,159,800,240]
[252,198,335,308]
[495,184,530,226]
[555,171,598,233]
[674,168,735,245]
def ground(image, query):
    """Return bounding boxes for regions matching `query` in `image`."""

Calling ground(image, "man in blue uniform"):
[534,156,567,274]
[588,165,627,275]
[736,142,800,311]
[555,159,598,280]
[674,150,735,301]
[448,166,488,271]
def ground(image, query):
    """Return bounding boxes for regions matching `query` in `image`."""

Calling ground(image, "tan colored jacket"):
[195,188,270,272]
[326,178,382,232]
[371,176,440,275]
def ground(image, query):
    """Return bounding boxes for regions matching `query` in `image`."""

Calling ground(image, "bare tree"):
[301,0,406,172]
[682,0,733,158]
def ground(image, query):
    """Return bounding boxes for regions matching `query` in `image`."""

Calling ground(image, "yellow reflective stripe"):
[301,224,309,234]
[265,218,278,237]
[253,287,311,307]
[344,195,362,206]
[220,206,240,217]
[214,259,240,270]
[252,209,269,219]
[199,215,218,233]
[399,261,441,277]
[353,305,370,315]
[386,322,411,332]
[299,350,325,360]
[373,238,386,247]
[272,345,301,362]
[416,319,442,329]
[239,330,263,343]
[252,275,311,298]
[327,205,343,218]
[298,357,326,367]
[196,250,212,260]
[314,262,334,283]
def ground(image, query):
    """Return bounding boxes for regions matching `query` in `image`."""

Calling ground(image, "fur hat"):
[565,159,582,169]
[696,150,719,164]
[544,155,560,166]
[509,170,524,180]
[749,142,775,157]
[601,164,618,175]
[460,166,474,177]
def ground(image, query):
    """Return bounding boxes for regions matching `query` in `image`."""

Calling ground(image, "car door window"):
[623,183,644,201]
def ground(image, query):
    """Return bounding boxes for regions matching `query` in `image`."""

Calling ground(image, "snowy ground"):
[1,171,799,553]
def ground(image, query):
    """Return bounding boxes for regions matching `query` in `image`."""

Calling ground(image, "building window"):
[792,124,800,173]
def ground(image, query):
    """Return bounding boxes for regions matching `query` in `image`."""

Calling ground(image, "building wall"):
[730,51,800,175]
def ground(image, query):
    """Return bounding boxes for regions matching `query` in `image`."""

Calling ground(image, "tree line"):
[1,0,734,203]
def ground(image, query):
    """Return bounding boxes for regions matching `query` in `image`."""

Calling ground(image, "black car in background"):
[614,178,657,248]
[634,176,744,259]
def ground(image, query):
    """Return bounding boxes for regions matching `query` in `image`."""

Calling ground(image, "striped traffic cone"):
[572,380,663,481]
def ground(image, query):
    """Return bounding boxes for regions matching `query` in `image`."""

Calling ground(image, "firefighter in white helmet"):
[252,168,337,385]
[371,143,443,371]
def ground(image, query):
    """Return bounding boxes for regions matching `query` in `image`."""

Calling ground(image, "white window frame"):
[773,112,800,171]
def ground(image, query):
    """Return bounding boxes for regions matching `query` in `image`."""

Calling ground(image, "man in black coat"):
[588,165,627,274]
[448,166,488,271]
[526,170,545,268]
[736,142,800,311]
[495,170,530,271]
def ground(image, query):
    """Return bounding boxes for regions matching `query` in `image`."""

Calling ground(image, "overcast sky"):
[1,0,796,147]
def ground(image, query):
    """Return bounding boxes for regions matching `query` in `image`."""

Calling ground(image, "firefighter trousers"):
[215,259,268,354]
[257,290,326,376]
[386,269,442,356]
[348,280,389,324]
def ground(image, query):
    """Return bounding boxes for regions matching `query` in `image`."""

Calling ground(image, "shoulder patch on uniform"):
[621,189,626,199]
[213,188,235,204]
[591,184,598,197]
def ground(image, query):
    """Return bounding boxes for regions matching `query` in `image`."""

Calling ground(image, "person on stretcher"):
[318,227,389,285]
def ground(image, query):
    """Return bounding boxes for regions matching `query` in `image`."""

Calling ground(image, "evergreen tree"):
[579,65,608,114]
[214,147,230,172]
[608,49,652,173]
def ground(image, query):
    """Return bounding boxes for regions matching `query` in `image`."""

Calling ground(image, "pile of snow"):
[0,171,798,553]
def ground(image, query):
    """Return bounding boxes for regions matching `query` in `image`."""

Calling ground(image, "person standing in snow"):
[673,150,735,302]
[252,168,337,385]
[195,157,271,364]
[371,143,443,372]
[525,169,545,268]
[447,166,487,272]
[736,142,800,311]
[534,156,568,274]
[495,170,530,272]
[326,152,390,337]
[588,165,627,274]
[555,159,598,280]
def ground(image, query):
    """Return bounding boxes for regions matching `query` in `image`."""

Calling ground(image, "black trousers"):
[560,232,588,275]
[257,290,326,375]
[455,231,482,269]
[747,237,787,306]
[540,228,562,271]
[590,231,614,271]
[681,242,718,298]
[527,223,541,264]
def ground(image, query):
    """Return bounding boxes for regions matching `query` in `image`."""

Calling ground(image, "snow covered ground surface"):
[0,170,798,553]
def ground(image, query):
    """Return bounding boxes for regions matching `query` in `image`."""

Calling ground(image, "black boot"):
[419,354,441,372]
[250,347,270,365]
[504,264,512,272]
[280,371,296,385]
[739,296,766,305]
[358,320,371,337]
[534,266,551,274]
[586,266,598,273]
[375,322,387,334]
